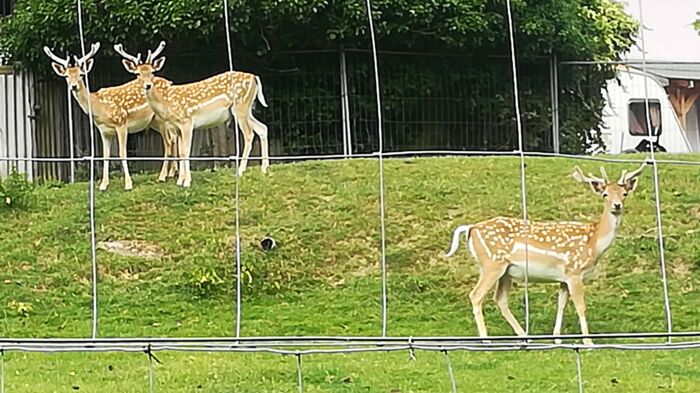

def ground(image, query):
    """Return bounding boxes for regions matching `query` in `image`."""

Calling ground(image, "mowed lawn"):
[1,154,699,392]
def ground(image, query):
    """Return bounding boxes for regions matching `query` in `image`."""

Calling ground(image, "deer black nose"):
[70,85,78,92]
[612,202,622,211]
[144,83,152,91]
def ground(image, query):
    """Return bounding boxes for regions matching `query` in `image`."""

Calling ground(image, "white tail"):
[445,225,471,257]
[255,75,268,107]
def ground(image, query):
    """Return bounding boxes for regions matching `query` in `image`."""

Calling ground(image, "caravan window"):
[628,100,662,136]
[1,0,13,17]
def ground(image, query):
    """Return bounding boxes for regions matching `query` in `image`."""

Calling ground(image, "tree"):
[0,0,638,154]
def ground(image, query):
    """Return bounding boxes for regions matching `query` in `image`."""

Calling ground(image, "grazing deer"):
[114,41,269,188]
[43,42,178,191]
[445,163,647,345]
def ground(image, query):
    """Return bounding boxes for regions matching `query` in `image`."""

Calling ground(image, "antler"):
[113,43,141,64]
[572,166,606,184]
[73,42,101,66]
[42,46,70,67]
[618,162,647,184]
[145,41,166,64]
[599,166,610,183]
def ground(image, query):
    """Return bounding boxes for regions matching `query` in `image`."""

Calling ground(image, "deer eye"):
[602,192,608,198]
[623,191,628,196]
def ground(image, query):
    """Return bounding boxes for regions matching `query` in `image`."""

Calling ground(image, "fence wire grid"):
[0,0,699,391]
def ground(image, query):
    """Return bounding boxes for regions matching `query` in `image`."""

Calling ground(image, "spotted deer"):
[113,41,269,188]
[445,163,647,345]
[43,43,178,190]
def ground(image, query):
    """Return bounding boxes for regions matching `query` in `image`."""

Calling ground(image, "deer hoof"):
[554,338,563,345]
[98,183,108,192]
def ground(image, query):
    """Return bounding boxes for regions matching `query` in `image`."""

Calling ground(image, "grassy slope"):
[1,155,699,392]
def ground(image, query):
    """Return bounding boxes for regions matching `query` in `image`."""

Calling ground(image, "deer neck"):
[592,207,622,258]
[71,80,99,116]
[144,85,170,120]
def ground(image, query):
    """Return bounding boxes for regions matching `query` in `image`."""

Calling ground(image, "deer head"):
[43,43,101,92]
[114,41,167,91]
[572,162,647,216]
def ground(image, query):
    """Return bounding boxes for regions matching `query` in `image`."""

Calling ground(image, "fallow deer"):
[43,42,178,191]
[445,163,647,345]
[113,41,270,188]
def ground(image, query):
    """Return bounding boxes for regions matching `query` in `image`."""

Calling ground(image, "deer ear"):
[588,181,605,194]
[623,177,639,192]
[152,56,166,72]
[81,58,94,74]
[121,59,138,74]
[51,62,67,76]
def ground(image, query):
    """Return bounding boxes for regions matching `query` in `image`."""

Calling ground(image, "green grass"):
[1,154,700,392]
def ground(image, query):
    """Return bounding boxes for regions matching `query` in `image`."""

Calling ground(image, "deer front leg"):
[553,282,569,344]
[99,132,111,191]
[567,277,593,346]
[115,126,133,191]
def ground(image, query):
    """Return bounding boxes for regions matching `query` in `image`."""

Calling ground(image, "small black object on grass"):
[261,237,277,251]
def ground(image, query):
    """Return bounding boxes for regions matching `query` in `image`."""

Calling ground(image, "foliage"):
[1,0,637,68]
[695,11,700,33]
[0,168,35,210]
[0,0,638,153]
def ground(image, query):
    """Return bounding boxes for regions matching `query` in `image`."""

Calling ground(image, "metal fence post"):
[549,53,560,153]
[339,48,352,157]
[550,53,560,153]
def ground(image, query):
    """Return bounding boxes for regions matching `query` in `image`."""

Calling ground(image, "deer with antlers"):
[444,163,647,345]
[113,41,270,188]
[43,42,179,190]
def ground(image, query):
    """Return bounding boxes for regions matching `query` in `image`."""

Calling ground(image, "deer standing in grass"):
[445,163,647,345]
[113,41,270,188]
[43,43,179,191]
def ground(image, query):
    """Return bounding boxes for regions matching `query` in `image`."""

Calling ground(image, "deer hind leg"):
[567,277,593,346]
[115,126,133,191]
[469,261,509,339]
[157,129,171,182]
[168,129,179,178]
[552,282,569,344]
[248,112,269,174]
[494,274,526,336]
[178,122,194,188]
[233,106,255,177]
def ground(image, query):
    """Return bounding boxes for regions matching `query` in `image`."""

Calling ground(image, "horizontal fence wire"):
[1,340,700,355]
[0,150,699,165]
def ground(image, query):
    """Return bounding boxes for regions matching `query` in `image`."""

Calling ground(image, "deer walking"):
[43,43,178,190]
[114,41,270,188]
[445,163,647,345]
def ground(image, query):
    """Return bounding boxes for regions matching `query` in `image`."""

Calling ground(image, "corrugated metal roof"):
[631,63,700,81]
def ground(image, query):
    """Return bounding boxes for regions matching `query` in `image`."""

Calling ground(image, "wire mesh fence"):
[1,0,700,391]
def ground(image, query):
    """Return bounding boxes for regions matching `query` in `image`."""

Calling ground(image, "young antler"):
[113,44,141,65]
[618,162,647,184]
[572,166,606,184]
[73,42,101,67]
[145,41,166,64]
[42,46,70,67]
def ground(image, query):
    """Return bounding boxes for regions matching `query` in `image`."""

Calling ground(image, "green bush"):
[0,168,35,211]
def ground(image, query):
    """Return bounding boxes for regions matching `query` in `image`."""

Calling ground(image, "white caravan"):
[595,65,699,154]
